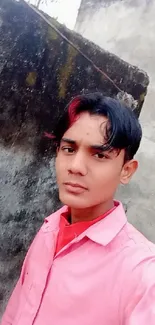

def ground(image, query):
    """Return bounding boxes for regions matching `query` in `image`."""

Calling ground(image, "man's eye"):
[94,153,107,159]
[61,147,75,153]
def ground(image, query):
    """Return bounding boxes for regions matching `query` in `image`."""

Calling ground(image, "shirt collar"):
[44,201,127,246]
[43,205,66,232]
[84,201,127,246]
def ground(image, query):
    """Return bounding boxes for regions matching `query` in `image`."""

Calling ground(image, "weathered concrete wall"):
[0,0,149,317]
[75,0,117,31]
[75,0,155,241]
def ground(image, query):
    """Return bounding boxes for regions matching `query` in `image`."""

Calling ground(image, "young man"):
[1,93,155,325]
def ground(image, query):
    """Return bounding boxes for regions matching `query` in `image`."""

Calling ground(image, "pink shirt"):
[1,201,155,325]
[55,205,116,254]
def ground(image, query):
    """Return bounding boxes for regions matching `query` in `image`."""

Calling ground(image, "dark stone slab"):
[0,0,149,318]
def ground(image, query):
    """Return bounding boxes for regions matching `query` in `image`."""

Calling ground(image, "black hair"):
[52,92,142,161]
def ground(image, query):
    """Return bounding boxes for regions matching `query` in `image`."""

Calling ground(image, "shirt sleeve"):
[125,259,155,325]
[0,279,22,325]
[0,228,41,325]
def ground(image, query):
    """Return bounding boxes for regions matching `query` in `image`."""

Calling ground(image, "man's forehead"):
[70,111,108,124]
[65,112,108,135]
[63,114,107,146]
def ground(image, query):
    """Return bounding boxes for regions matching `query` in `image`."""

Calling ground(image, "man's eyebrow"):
[61,138,111,151]
[61,138,76,144]
[91,144,108,151]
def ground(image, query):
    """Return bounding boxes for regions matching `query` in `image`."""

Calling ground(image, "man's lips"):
[63,182,88,190]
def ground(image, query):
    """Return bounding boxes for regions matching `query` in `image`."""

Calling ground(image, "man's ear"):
[120,159,138,185]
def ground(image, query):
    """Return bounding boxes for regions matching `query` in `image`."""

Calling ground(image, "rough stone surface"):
[75,0,155,241]
[0,0,149,318]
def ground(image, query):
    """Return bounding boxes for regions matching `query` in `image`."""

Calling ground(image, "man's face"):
[55,112,136,210]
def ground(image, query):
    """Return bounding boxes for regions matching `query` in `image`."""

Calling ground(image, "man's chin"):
[59,192,88,209]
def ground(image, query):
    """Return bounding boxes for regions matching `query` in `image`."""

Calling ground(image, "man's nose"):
[68,152,88,176]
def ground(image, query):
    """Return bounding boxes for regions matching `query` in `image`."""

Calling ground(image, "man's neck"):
[70,200,114,224]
